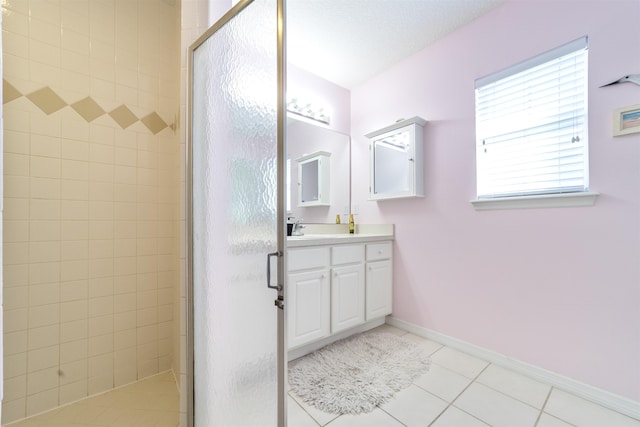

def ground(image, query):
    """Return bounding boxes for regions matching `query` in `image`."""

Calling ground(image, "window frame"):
[472,37,598,210]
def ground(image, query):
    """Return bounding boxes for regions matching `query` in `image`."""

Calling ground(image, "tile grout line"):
[533,387,554,427]
[426,355,493,426]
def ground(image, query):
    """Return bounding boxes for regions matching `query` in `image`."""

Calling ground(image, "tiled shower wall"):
[2,0,181,424]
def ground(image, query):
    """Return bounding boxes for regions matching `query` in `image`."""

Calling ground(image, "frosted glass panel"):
[191,0,279,425]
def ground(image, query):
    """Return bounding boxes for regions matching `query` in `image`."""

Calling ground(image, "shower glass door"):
[188,0,286,425]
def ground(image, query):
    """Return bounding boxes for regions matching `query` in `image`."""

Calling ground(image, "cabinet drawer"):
[331,244,364,266]
[366,242,392,261]
[288,247,330,272]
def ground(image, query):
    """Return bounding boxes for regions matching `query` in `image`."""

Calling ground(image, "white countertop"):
[287,224,394,248]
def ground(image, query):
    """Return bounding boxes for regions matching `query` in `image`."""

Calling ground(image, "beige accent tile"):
[4,79,23,104]
[109,104,138,129]
[26,87,67,115]
[71,96,106,122]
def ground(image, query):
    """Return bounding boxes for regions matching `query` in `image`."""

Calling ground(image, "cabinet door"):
[287,269,330,349]
[331,264,365,333]
[367,117,425,200]
[366,260,393,320]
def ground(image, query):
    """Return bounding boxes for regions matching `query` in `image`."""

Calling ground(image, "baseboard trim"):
[387,316,640,421]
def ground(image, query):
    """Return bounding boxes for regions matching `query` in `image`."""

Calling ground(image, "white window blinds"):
[475,37,588,199]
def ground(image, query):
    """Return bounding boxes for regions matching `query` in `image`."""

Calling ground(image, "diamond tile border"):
[3,79,175,135]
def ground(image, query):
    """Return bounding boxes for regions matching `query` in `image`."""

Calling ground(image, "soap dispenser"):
[348,214,355,234]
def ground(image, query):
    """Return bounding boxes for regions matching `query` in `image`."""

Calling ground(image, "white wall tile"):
[4,375,27,401]
[27,367,59,395]
[26,388,59,417]
[4,352,28,379]
[61,339,88,364]
[27,345,59,372]
[60,320,88,343]
[28,282,60,306]
[59,380,88,405]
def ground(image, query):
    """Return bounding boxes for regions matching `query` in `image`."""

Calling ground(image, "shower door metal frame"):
[185,0,287,425]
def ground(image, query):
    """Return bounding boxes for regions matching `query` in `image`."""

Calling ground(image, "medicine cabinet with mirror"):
[287,116,350,223]
[367,116,426,200]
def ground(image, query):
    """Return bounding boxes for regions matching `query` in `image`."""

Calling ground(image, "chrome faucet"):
[292,219,305,236]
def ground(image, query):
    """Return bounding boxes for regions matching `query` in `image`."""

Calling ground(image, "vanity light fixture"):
[286,95,331,124]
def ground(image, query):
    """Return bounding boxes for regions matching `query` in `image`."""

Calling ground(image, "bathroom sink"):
[288,233,352,240]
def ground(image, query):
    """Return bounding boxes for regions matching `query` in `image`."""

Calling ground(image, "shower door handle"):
[266,251,282,291]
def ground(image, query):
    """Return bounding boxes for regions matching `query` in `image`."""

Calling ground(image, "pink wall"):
[350,0,640,402]
[288,65,351,135]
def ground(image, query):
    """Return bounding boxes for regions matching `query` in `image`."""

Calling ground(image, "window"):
[475,37,589,202]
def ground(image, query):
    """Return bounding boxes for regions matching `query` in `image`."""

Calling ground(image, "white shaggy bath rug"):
[288,332,431,415]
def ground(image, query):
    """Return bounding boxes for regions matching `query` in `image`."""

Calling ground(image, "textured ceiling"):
[287,0,506,89]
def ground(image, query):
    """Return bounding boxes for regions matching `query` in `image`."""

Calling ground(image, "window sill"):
[471,192,600,211]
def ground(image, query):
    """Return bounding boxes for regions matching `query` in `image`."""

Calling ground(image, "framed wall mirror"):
[287,116,350,223]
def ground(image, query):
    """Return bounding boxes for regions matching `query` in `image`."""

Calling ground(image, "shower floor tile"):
[4,371,179,427]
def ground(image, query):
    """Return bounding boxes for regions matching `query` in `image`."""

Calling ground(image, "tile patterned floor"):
[288,325,640,427]
[7,329,640,427]
[4,371,179,427]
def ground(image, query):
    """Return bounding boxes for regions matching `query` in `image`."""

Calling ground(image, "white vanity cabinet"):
[366,117,426,200]
[287,247,330,349]
[365,242,393,320]
[287,236,393,351]
[330,245,365,334]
